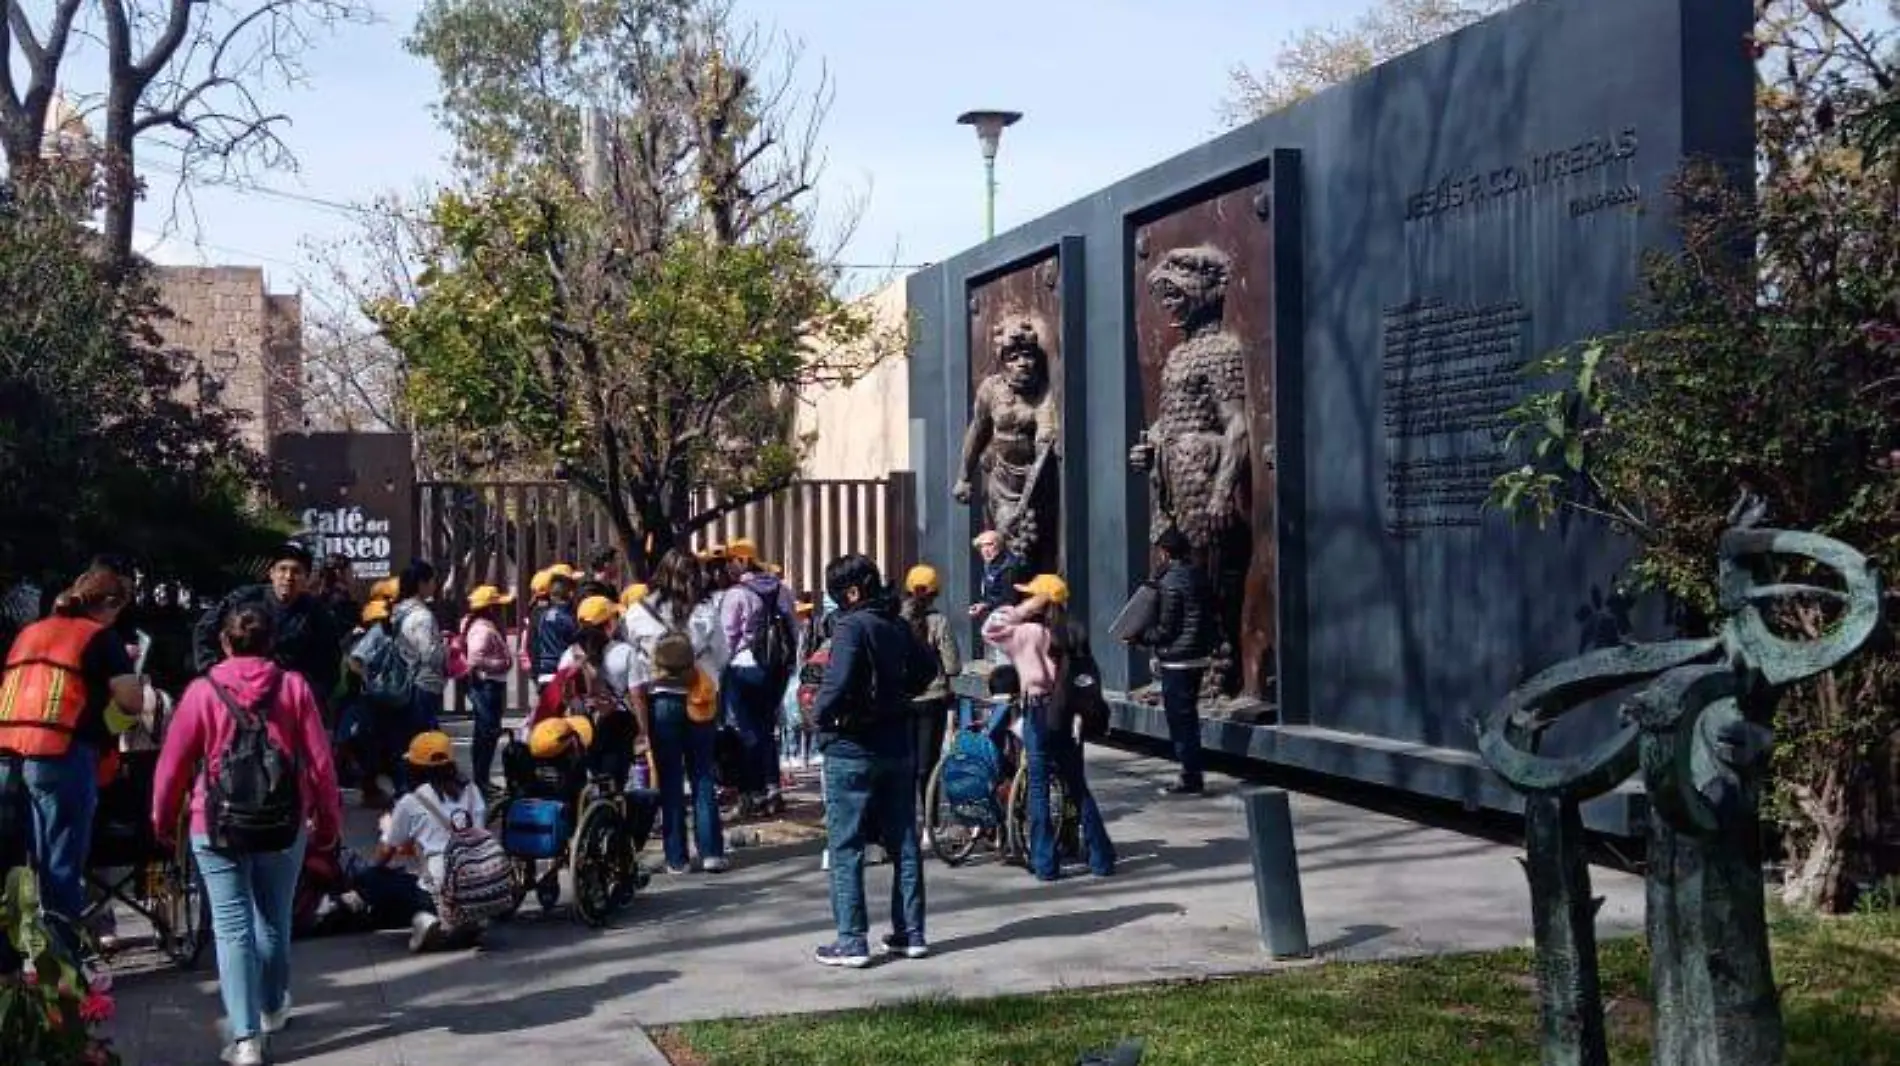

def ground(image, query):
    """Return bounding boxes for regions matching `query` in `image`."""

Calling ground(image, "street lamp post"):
[957,110,1022,240]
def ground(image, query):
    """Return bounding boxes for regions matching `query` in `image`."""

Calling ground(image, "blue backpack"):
[939,730,1004,828]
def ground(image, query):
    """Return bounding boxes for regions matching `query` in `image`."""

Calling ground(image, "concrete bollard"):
[1244,788,1311,959]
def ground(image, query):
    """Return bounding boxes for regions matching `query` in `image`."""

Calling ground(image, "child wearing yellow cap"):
[979,573,1115,883]
[364,730,489,953]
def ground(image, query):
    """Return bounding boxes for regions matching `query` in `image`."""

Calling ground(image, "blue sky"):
[127,0,1379,300]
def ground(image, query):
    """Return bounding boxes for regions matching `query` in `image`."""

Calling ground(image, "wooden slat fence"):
[417,472,918,710]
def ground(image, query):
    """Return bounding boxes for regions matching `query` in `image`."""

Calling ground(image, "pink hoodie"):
[153,657,343,849]
[982,606,1057,697]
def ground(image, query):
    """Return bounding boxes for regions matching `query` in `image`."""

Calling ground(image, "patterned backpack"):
[414,790,514,926]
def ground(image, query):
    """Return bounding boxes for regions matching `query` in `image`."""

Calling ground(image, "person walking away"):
[360,731,491,952]
[532,573,581,694]
[625,550,731,873]
[193,542,344,714]
[391,561,448,739]
[899,566,962,850]
[344,599,408,807]
[0,567,149,954]
[461,586,516,798]
[1139,528,1215,796]
[983,574,1115,882]
[810,554,939,968]
[719,539,797,814]
[154,604,342,1066]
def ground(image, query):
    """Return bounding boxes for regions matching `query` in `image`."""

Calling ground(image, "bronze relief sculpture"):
[955,312,1060,571]
[1131,245,1254,698]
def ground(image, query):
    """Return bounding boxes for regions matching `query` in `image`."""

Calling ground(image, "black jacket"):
[1142,560,1216,664]
[193,585,344,701]
[533,603,580,677]
[979,553,1029,612]
[814,596,937,755]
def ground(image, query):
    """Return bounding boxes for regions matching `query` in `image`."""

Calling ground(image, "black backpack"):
[204,676,303,853]
[746,587,798,678]
[1047,629,1111,740]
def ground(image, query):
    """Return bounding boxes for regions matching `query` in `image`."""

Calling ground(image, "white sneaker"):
[221,1037,264,1066]
[921,830,935,854]
[261,993,292,1035]
[700,856,731,873]
[408,912,446,953]
[820,850,831,871]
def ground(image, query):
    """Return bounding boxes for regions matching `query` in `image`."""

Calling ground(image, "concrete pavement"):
[103,744,1645,1065]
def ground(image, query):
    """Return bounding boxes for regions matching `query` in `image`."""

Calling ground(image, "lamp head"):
[958,110,1022,161]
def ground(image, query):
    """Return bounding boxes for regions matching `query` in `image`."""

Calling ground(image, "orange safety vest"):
[0,616,103,758]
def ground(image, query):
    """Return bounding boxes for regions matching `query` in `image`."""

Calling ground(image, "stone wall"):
[154,266,305,454]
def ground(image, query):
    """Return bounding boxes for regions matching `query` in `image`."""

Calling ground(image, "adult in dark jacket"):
[192,542,343,707]
[1140,528,1216,796]
[968,530,1029,621]
[811,553,938,969]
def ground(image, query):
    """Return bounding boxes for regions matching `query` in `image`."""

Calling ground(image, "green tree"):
[1219,0,1516,125]
[0,177,285,599]
[1489,2,1900,911]
[374,0,894,570]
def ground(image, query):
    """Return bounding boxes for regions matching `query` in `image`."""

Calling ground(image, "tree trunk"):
[101,94,138,267]
[1781,778,1855,912]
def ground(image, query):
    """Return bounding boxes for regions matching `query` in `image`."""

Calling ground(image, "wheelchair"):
[488,733,655,927]
[83,750,209,968]
[923,673,1079,869]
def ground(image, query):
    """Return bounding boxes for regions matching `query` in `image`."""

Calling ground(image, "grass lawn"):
[658,910,1900,1065]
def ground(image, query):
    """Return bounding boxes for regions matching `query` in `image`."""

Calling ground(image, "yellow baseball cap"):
[467,585,515,611]
[405,730,454,767]
[370,577,400,602]
[1015,573,1070,606]
[550,563,578,578]
[530,568,554,596]
[905,564,940,595]
[728,538,758,561]
[619,583,649,607]
[577,594,624,628]
[361,599,390,625]
[563,715,595,749]
[528,718,576,758]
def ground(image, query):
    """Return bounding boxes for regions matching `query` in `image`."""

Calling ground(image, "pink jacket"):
[152,657,343,850]
[463,616,512,679]
[982,607,1057,697]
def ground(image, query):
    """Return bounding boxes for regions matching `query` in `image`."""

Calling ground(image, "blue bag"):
[939,730,1003,828]
[501,798,570,860]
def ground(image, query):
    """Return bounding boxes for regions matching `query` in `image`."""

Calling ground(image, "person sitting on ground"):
[361,730,488,953]
[982,574,1116,883]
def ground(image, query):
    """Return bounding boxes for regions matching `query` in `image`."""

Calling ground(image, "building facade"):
[153,266,305,455]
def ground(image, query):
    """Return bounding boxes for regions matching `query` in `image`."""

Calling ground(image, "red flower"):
[79,991,116,1025]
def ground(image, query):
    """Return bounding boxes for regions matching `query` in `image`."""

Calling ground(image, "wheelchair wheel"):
[570,803,633,927]
[483,800,534,919]
[1004,761,1068,872]
[164,808,209,969]
[922,758,981,868]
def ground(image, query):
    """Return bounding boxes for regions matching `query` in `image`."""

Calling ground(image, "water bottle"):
[632,760,651,790]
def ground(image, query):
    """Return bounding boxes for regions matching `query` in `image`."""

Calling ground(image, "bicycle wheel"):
[923,758,980,867]
[164,807,209,969]
[1004,760,1068,871]
[570,803,630,927]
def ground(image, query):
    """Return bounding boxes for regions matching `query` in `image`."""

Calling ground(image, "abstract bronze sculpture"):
[1477,502,1882,1066]
[955,312,1060,570]
[1130,245,1254,698]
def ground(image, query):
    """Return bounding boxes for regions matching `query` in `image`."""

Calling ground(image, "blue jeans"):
[650,694,723,869]
[353,864,433,919]
[1159,667,1206,789]
[2,745,99,954]
[1023,703,1115,880]
[822,740,925,949]
[468,678,507,790]
[193,833,306,1041]
[725,664,780,794]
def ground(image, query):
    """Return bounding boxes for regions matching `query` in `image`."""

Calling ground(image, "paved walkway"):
[104,745,1645,1066]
